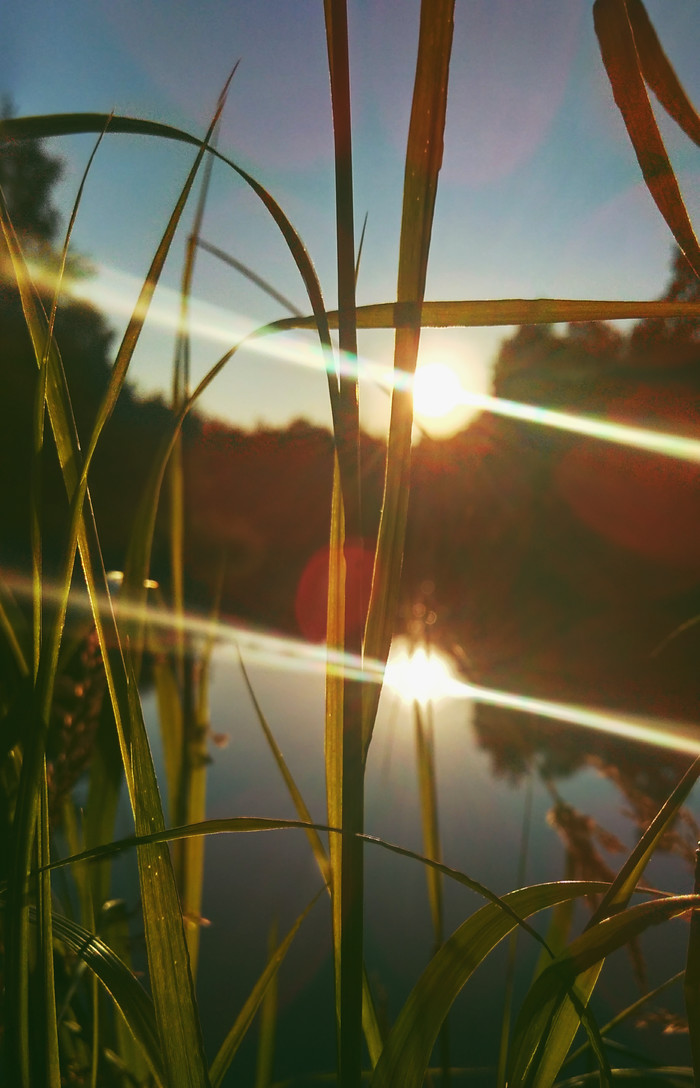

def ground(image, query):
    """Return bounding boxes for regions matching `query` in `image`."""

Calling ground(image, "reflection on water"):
[155,637,700,1084]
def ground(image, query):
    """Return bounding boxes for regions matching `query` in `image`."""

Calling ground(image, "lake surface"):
[136,638,699,1085]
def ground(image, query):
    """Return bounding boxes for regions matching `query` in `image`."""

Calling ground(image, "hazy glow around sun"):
[384,644,458,705]
[412,362,464,420]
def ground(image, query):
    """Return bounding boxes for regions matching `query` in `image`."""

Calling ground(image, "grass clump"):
[1,2,700,1085]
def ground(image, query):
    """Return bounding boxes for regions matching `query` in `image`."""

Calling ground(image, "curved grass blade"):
[0,110,341,431]
[2,85,231,1082]
[507,894,700,1088]
[369,880,608,1088]
[626,0,700,146]
[589,755,700,927]
[46,911,165,1086]
[36,820,572,953]
[593,0,700,278]
[209,890,322,1088]
[554,1069,694,1087]
[565,970,684,1068]
[512,754,700,1088]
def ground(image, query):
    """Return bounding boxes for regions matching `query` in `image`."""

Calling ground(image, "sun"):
[412,362,464,420]
[384,643,458,705]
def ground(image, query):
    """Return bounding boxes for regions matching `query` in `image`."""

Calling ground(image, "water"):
[135,640,700,1084]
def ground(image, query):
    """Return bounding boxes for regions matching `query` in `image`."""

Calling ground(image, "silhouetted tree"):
[0,96,63,252]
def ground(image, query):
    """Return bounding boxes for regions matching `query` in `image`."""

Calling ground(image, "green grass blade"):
[0,573,30,678]
[362,0,455,759]
[554,1070,694,1087]
[1,93,227,1080]
[589,755,700,925]
[684,847,700,1084]
[152,653,184,825]
[83,701,124,915]
[126,661,210,1088]
[325,455,346,1038]
[369,880,608,1088]
[238,645,383,1066]
[626,0,700,147]
[594,0,700,278]
[507,894,700,1088]
[322,6,365,1077]
[255,919,279,1088]
[30,119,110,679]
[37,766,61,1088]
[179,562,226,976]
[354,212,368,287]
[197,238,304,315]
[414,701,443,948]
[565,970,684,1068]
[268,296,700,333]
[46,911,165,1086]
[512,755,700,1088]
[37,822,574,957]
[209,891,322,1088]
[239,649,330,886]
[60,800,100,1088]
[0,110,342,431]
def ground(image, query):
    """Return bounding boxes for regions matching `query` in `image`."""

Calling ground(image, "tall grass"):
[1,1,700,1085]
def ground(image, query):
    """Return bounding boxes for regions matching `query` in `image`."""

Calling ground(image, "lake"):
[132,634,700,1085]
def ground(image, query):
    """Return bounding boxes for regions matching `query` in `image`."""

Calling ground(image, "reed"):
[1,1,700,1085]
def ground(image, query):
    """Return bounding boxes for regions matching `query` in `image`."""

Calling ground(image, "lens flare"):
[5,569,698,757]
[27,260,700,466]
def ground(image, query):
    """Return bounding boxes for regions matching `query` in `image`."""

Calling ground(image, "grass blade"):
[507,894,700,1088]
[362,0,455,756]
[565,970,684,1068]
[414,700,443,948]
[126,660,210,1088]
[0,110,342,432]
[239,649,330,886]
[268,296,700,333]
[46,911,165,1086]
[255,919,279,1088]
[594,0,700,278]
[37,766,61,1088]
[208,891,322,1088]
[239,643,383,1067]
[511,755,700,1088]
[626,0,700,146]
[196,238,304,316]
[684,846,700,1084]
[369,880,608,1088]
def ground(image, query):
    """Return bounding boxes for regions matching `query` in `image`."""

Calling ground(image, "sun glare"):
[412,362,464,420]
[384,643,458,705]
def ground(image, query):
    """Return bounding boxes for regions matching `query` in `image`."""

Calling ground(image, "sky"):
[4,1,700,438]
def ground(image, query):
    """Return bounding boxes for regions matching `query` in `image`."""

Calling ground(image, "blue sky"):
[5,1,700,436]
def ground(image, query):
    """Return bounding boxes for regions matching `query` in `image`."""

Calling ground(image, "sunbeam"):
[4,569,699,757]
[19,259,700,465]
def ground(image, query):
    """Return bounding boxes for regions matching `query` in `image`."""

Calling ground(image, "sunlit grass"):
[2,1,700,1085]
